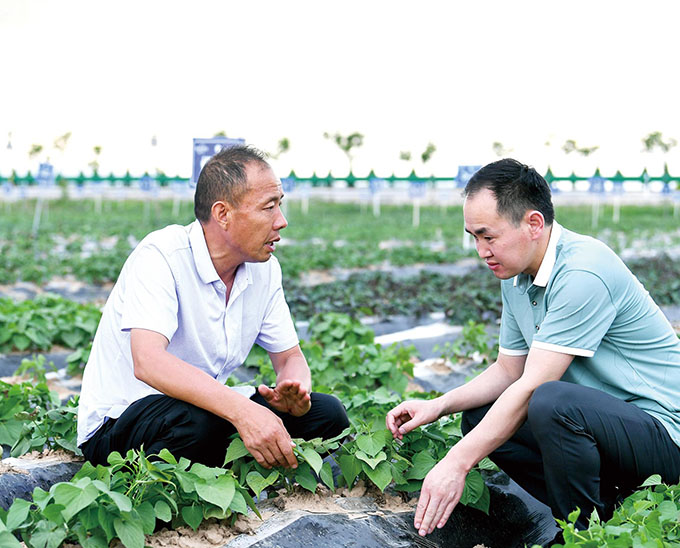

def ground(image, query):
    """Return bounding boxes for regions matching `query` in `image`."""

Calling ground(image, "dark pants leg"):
[462,381,680,529]
[81,391,349,468]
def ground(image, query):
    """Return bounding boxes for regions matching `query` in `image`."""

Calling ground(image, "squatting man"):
[77,145,348,469]
[387,159,680,537]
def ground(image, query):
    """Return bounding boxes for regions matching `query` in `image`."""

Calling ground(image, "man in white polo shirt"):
[387,158,680,536]
[77,145,348,469]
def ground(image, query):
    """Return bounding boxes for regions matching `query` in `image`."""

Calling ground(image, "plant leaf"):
[295,462,318,493]
[640,474,662,487]
[405,451,436,480]
[154,500,172,523]
[337,454,361,488]
[51,481,100,522]
[246,470,279,498]
[5,498,31,530]
[224,437,251,465]
[362,460,392,492]
[459,469,485,506]
[113,516,145,548]
[181,504,203,531]
[195,474,235,512]
[355,450,387,470]
[320,461,335,491]
[355,434,384,457]
[300,446,323,475]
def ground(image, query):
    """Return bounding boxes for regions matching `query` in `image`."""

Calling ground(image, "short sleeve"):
[499,283,529,356]
[254,261,299,353]
[532,270,616,357]
[120,245,179,342]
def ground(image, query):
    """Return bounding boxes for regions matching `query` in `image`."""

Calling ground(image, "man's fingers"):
[437,500,457,529]
[414,491,430,530]
[276,437,298,468]
[258,384,275,401]
[420,496,441,536]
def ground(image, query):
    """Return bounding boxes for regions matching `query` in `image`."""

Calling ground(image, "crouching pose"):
[78,145,348,469]
[387,159,680,536]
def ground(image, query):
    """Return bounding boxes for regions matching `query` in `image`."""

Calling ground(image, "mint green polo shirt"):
[499,223,680,446]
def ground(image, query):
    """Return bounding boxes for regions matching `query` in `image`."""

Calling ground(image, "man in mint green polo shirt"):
[387,158,680,537]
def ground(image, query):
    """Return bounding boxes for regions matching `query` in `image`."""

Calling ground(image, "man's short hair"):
[464,158,554,226]
[194,145,270,223]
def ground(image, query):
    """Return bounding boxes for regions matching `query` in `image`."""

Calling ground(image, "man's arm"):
[387,352,526,439]
[258,345,312,417]
[413,347,574,536]
[130,328,298,469]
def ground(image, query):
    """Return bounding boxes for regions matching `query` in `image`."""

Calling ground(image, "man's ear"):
[211,201,231,229]
[525,210,545,240]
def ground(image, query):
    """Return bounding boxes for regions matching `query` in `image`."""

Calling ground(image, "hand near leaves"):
[386,399,442,440]
[233,400,299,469]
[258,380,311,417]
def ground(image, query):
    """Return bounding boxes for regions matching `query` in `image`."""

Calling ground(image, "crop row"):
[2,200,680,286]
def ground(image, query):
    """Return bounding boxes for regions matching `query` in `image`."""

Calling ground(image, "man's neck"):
[527,224,553,279]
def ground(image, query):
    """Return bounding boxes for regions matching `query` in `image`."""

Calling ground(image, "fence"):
[1,166,679,190]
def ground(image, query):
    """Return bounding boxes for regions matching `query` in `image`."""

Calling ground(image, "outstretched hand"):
[258,380,311,417]
[386,399,442,440]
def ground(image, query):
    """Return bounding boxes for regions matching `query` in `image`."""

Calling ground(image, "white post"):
[32,197,44,236]
[591,199,599,229]
[372,192,381,217]
[613,197,620,224]
[412,198,420,228]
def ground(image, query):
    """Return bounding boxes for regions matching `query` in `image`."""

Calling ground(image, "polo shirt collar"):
[513,222,562,290]
[189,220,255,295]
[189,220,221,285]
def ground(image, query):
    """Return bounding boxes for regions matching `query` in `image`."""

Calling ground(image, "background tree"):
[28,144,43,160]
[88,146,102,174]
[399,143,436,172]
[269,137,291,160]
[324,131,364,173]
[420,142,436,164]
[213,130,227,137]
[562,139,599,157]
[642,131,677,154]
[492,141,512,157]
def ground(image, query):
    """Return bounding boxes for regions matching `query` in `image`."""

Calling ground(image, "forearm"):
[273,350,312,392]
[133,345,252,424]
[442,378,533,474]
[438,358,522,416]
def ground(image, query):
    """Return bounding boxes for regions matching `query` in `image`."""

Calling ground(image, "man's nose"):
[476,240,491,258]
[274,206,288,230]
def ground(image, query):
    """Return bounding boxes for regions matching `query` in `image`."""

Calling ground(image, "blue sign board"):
[191,137,245,186]
[588,177,606,194]
[282,177,296,194]
[408,180,427,198]
[36,162,55,187]
[139,174,153,192]
[369,178,385,195]
[455,165,481,188]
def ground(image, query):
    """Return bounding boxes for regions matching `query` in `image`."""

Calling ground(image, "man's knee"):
[527,381,583,435]
[310,393,349,438]
[168,401,233,443]
[461,404,493,436]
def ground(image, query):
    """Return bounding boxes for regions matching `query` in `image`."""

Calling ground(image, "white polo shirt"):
[77,220,299,446]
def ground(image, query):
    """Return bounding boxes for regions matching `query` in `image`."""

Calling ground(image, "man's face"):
[227,164,288,263]
[463,188,536,279]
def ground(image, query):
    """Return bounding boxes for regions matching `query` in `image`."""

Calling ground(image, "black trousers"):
[81,391,349,468]
[462,381,680,530]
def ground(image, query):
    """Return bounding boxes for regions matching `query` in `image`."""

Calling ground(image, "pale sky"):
[1,0,678,178]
